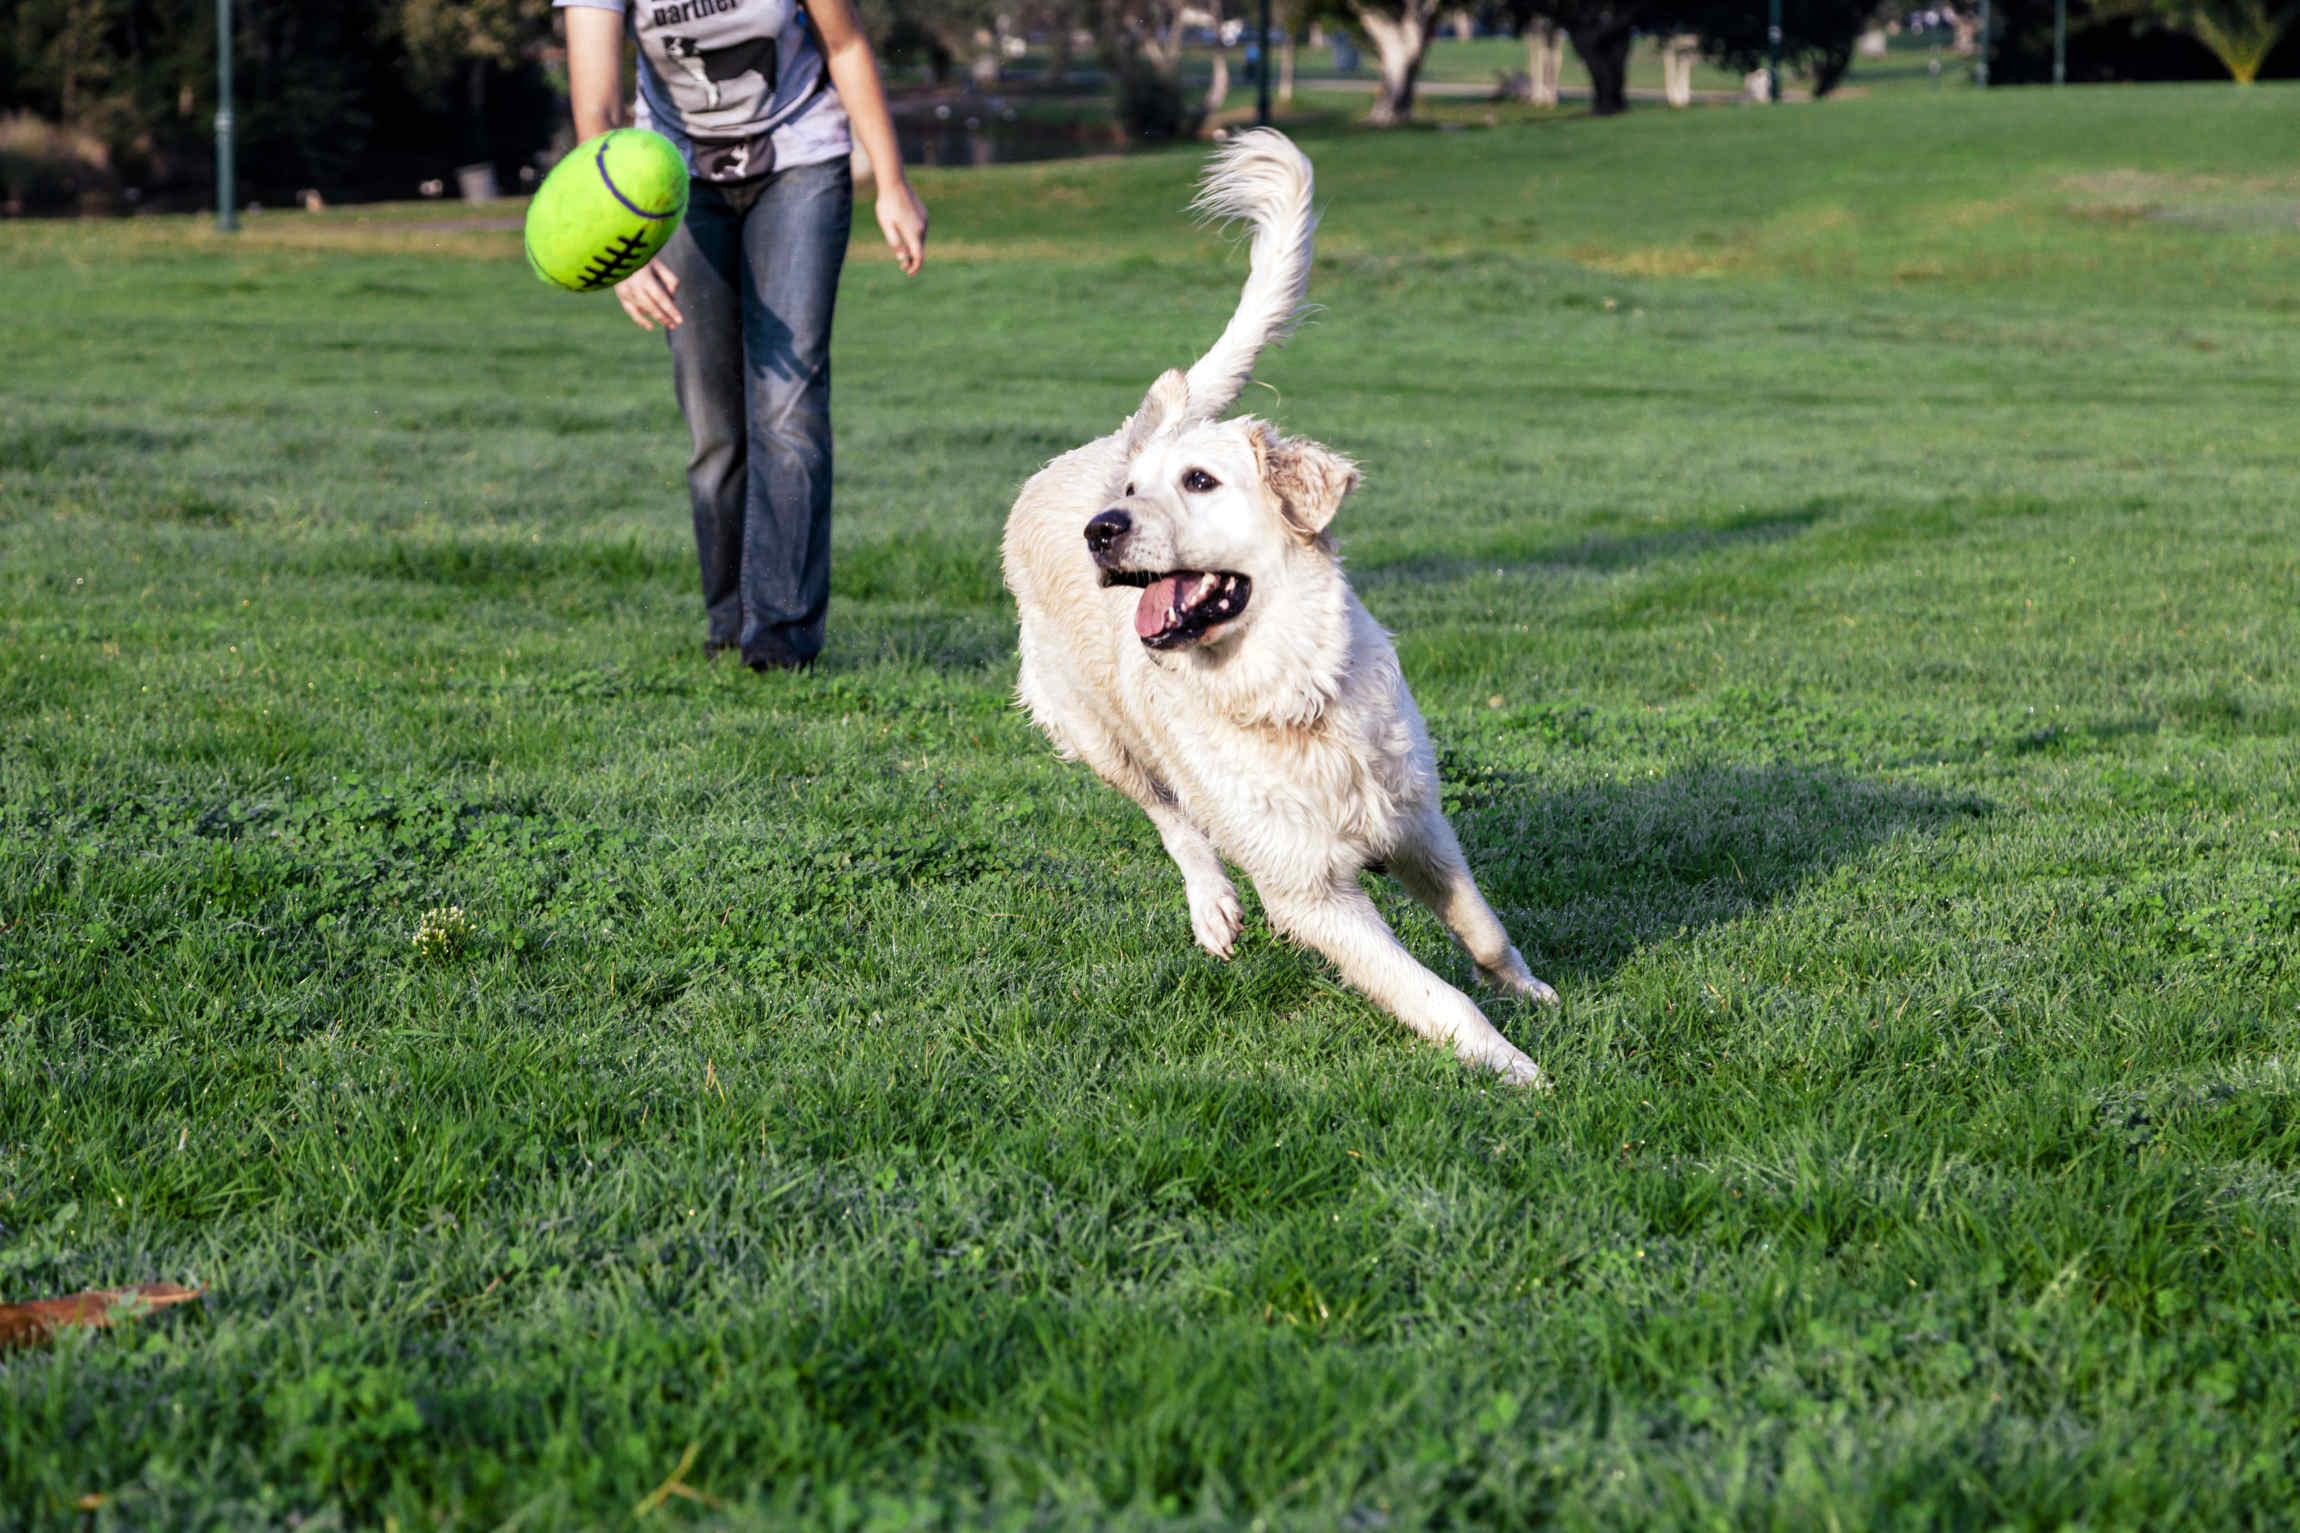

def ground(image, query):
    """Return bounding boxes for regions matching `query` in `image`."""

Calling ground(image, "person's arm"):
[563,2,685,330]
[564,4,627,140]
[807,0,928,276]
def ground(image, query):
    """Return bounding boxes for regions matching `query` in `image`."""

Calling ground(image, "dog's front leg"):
[1139,798,1246,959]
[1034,690,1245,959]
[1263,882,1548,1088]
[1390,808,1560,1006]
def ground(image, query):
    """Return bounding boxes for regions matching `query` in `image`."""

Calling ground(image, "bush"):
[0,115,117,216]
[1114,56,1194,140]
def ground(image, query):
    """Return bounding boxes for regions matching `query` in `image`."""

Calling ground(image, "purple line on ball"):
[595,135,679,221]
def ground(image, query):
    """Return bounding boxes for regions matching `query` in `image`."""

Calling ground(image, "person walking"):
[560,0,928,671]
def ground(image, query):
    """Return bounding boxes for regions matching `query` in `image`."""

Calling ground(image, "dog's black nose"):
[1084,508,1131,555]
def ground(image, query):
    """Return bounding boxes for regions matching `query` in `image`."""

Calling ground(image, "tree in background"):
[0,0,571,209]
[1495,0,1881,113]
[1032,0,1090,84]
[2,0,388,201]
[1658,29,1697,103]
[1501,0,1650,114]
[1345,0,1440,122]
[863,0,1014,86]
[1083,0,1201,137]
[1201,0,1234,115]
[4,0,210,184]
[2094,0,2296,79]
[1684,0,1879,96]
[1981,0,2299,80]
[1502,14,1564,106]
[393,0,548,161]
[1267,0,1315,103]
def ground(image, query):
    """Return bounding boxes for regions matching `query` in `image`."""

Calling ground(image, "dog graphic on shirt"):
[660,33,777,112]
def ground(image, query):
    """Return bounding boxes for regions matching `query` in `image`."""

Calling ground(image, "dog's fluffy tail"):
[1181,129,1316,422]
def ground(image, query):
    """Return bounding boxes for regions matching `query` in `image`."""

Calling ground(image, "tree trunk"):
[1106,15,1193,140]
[1353,1,1433,125]
[1811,41,1856,96]
[969,28,1003,88]
[1522,19,1560,107]
[1279,29,1297,103]
[1204,47,1231,116]
[61,0,89,125]
[466,56,490,160]
[1566,19,1632,115]
[1661,33,1695,107]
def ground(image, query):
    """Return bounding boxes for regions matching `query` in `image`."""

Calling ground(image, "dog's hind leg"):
[1389,808,1560,1007]
[1263,881,1547,1088]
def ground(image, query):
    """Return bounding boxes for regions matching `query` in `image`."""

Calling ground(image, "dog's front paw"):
[1478,949,1561,1007]
[1502,972,1561,1008]
[1189,882,1245,960]
[1494,1051,1552,1092]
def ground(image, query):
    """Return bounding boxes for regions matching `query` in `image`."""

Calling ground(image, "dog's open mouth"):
[1100,568,1253,649]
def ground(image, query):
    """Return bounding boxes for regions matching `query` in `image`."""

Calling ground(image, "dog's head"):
[1088,369,1358,656]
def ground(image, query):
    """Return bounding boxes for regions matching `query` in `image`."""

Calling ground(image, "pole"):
[1975,0,1991,86]
[1256,0,1272,125]
[2052,0,2066,84]
[1766,0,1782,102]
[215,0,237,232]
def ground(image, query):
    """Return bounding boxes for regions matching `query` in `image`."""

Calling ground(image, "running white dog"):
[1000,130,1558,1088]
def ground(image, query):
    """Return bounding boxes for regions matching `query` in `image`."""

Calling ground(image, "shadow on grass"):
[837,610,1016,674]
[1355,503,1831,589]
[329,536,688,590]
[1448,760,1990,982]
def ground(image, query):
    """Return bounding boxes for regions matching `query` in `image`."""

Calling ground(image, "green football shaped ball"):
[524,128,689,293]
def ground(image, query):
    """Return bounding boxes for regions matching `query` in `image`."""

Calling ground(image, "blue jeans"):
[659,158,852,667]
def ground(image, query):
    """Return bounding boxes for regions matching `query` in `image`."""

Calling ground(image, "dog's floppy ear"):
[1252,425,1359,542]
[1122,369,1191,457]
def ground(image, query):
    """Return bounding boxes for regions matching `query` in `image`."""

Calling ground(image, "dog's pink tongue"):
[1134,576,1184,639]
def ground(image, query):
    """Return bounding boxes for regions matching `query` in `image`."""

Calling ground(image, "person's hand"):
[614,259,682,330]
[876,180,928,276]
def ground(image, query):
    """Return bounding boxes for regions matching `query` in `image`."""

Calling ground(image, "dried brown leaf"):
[0,1283,203,1350]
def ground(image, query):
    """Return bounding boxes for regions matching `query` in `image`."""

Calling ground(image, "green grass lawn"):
[5,84,2299,1527]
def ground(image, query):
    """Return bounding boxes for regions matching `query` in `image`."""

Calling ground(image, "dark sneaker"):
[743,642,815,674]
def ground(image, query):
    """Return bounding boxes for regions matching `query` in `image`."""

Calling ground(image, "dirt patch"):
[402,216,526,234]
[2062,170,2300,233]
[1569,243,1743,279]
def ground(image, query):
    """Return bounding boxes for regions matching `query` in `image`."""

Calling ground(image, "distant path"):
[1305,77,1765,105]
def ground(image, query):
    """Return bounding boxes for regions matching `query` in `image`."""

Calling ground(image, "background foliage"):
[6,0,2300,213]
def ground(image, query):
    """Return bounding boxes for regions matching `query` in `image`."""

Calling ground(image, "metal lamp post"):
[1975,0,1991,85]
[2053,0,2067,84]
[1257,0,1273,125]
[215,0,237,231]
[1767,0,1782,102]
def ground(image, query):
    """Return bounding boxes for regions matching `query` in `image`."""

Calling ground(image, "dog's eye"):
[1182,468,1219,494]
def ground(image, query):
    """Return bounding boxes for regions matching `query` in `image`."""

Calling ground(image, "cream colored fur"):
[1000,130,1558,1088]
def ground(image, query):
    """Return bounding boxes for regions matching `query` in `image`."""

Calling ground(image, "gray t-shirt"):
[557,0,852,182]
